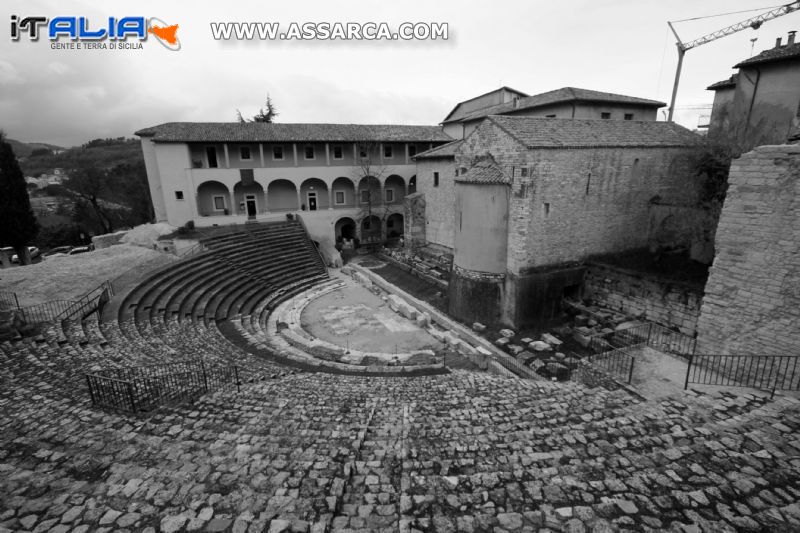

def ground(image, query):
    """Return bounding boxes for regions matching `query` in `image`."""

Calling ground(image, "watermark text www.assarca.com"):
[210,22,448,41]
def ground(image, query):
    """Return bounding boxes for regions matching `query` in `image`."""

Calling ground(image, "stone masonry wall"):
[584,263,703,336]
[415,158,456,251]
[455,121,702,275]
[696,144,800,355]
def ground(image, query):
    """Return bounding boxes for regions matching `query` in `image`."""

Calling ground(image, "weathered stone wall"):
[455,121,702,275]
[415,158,456,251]
[584,262,703,336]
[403,192,426,249]
[696,144,800,355]
[647,203,719,264]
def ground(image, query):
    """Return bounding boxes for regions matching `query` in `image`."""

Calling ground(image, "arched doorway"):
[196,181,231,216]
[331,177,356,208]
[335,217,356,240]
[386,213,404,239]
[383,175,406,205]
[300,178,329,211]
[357,176,381,207]
[360,215,382,243]
[233,181,265,219]
[266,179,298,211]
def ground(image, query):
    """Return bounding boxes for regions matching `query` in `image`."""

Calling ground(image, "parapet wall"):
[696,144,800,355]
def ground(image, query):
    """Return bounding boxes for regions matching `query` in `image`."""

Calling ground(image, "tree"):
[0,132,39,265]
[237,94,279,123]
[352,141,388,243]
[65,162,115,234]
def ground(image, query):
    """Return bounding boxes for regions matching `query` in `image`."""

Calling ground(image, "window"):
[545,114,556,118]
[385,189,395,203]
[335,191,345,204]
[272,146,284,160]
[304,146,315,160]
[206,146,218,168]
[601,112,611,119]
[383,145,393,158]
[543,202,550,217]
[520,167,529,177]
[240,146,251,160]
[434,172,440,187]
[359,147,368,158]
[333,145,343,159]
[624,113,634,121]
[460,167,467,174]
[175,191,184,200]
[360,190,370,203]
[408,145,417,157]
[213,196,226,210]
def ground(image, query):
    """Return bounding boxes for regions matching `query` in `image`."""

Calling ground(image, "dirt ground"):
[0,244,176,307]
[300,273,444,355]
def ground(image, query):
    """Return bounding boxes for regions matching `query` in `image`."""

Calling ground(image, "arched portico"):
[267,179,299,211]
[197,180,231,216]
[233,181,265,218]
[332,177,356,208]
[300,178,329,211]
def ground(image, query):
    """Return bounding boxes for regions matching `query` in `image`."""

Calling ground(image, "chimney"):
[789,31,797,45]
[776,36,782,47]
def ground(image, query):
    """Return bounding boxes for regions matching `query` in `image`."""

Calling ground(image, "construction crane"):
[667,1,800,121]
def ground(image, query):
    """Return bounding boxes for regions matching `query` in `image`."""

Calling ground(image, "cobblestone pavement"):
[3,353,800,532]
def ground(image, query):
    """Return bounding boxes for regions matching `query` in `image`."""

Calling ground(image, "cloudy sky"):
[2,0,799,147]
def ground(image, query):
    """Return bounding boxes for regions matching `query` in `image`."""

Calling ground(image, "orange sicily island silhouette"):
[148,24,179,44]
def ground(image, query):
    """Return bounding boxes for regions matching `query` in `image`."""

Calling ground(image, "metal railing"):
[57,281,113,322]
[18,300,75,325]
[86,360,240,413]
[685,354,800,398]
[586,346,637,384]
[591,321,696,359]
[0,291,19,310]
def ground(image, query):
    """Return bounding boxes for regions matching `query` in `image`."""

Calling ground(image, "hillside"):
[19,137,142,178]
[6,138,65,159]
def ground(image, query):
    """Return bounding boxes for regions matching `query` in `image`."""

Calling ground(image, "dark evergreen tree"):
[236,94,279,123]
[0,132,39,265]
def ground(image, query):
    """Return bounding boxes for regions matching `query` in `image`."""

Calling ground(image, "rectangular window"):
[601,112,611,119]
[304,146,315,160]
[434,172,439,187]
[175,191,184,200]
[385,189,395,203]
[624,113,634,120]
[272,146,284,160]
[543,202,550,217]
[359,147,368,158]
[408,145,417,157]
[206,146,218,168]
[333,145,343,159]
[335,191,345,204]
[213,196,226,210]
[383,145,393,158]
[240,146,251,160]
[545,114,556,118]
[520,167,529,177]
[360,190,370,203]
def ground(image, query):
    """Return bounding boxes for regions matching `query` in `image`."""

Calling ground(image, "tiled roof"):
[135,122,453,143]
[413,139,464,160]
[454,160,510,185]
[442,87,666,124]
[707,75,737,90]
[443,86,529,123]
[734,42,800,68]
[487,116,702,148]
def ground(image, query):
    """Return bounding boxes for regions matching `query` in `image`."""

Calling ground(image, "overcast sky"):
[2,0,799,147]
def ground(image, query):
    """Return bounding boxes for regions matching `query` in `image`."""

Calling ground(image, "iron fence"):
[685,354,800,398]
[58,281,113,321]
[18,300,75,325]
[86,360,240,413]
[0,291,19,310]
[587,347,636,384]
[590,321,696,359]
